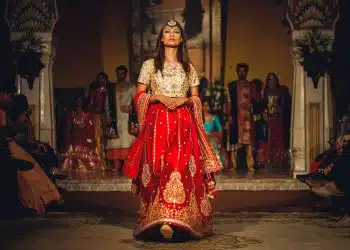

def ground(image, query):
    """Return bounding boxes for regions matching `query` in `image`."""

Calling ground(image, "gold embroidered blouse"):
[137,59,200,98]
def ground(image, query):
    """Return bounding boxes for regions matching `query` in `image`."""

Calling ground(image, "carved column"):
[5,0,58,148]
[286,0,338,177]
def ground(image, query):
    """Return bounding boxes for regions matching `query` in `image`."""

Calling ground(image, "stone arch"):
[284,0,339,177]
[5,0,59,148]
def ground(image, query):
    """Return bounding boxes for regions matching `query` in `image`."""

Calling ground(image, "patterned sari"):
[123,59,221,239]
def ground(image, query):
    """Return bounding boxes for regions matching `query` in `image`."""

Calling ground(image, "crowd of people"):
[58,66,137,176]
[199,65,291,173]
[57,60,293,178]
[1,19,349,241]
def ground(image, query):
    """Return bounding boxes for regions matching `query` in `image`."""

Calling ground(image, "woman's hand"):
[173,97,188,108]
[156,95,177,111]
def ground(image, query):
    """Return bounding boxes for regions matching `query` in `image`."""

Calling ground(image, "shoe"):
[311,182,344,198]
[160,224,173,240]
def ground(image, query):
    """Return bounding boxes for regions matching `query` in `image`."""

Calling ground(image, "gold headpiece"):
[167,20,177,27]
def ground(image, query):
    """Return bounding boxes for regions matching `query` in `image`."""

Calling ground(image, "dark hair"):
[202,96,212,111]
[154,20,191,75]
[265,72,280,88]
[73,95,88,111]
[115,65,128,74]
[236,63,249,72]
[96,72,109,82]
[202,97,212,122]
[9,94,29,122]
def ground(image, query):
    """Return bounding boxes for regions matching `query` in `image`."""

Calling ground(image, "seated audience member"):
[298,133,350,227]
[8,94,60,181]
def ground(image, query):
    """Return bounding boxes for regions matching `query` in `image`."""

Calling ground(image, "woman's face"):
[267,74,277,88]
[76,98,83,109]
[98,75,106,84]
[202,101,210,113]
[162,25,182,47]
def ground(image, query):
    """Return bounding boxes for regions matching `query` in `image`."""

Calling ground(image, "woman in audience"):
[61,96,105,173]
[10,138,63,214]
[1,96,63,214]
[202,97,226,170]
[8,94,59,180]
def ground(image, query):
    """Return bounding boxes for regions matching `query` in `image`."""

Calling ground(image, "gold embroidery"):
[137,59,199,98]
[191,96,221,173]
[200,196,212,217]
[163,171,185,204]
[160,155,165,171]
[141,163,151,187]
[136,93,151,130]
[189,155,196,177]
[61,144,104,171]
[153,110,159,167]
[139,198,147,216]
[135,191,213,238]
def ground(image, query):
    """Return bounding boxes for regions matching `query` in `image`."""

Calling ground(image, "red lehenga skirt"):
[268,118,287,164]
[124,94,221,239]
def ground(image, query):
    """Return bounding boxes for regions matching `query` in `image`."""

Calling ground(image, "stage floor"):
[56,168,309,192]
[3,213,349,250]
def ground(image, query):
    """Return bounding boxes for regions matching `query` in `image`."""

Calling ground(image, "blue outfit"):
[204,115,224,169]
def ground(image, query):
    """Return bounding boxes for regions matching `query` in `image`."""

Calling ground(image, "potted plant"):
[294,29,333,89]
[12,31,45,89]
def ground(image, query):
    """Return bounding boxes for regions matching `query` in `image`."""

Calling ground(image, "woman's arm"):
[137,83,176,110]
[137,84,157,104]
[172,86,199,107]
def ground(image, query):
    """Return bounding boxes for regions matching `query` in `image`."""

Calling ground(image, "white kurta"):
[106,83,136,150]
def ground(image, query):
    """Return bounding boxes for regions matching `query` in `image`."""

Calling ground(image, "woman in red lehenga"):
[123,20,221,241]
[263,73,288,165]
[61,96,105,173]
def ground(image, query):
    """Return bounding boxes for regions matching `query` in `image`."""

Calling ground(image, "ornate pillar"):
[286,0,338,177]
[5,0,58,148]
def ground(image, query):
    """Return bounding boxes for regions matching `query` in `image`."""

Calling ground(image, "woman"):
[123,20,221,241]
[202,98,225,170]
[10,139,63,214]
[88,72,117,162]
[9,95,59,180]
[61,96,105,172]
[251,79,269,168]
[263,73,287,165]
